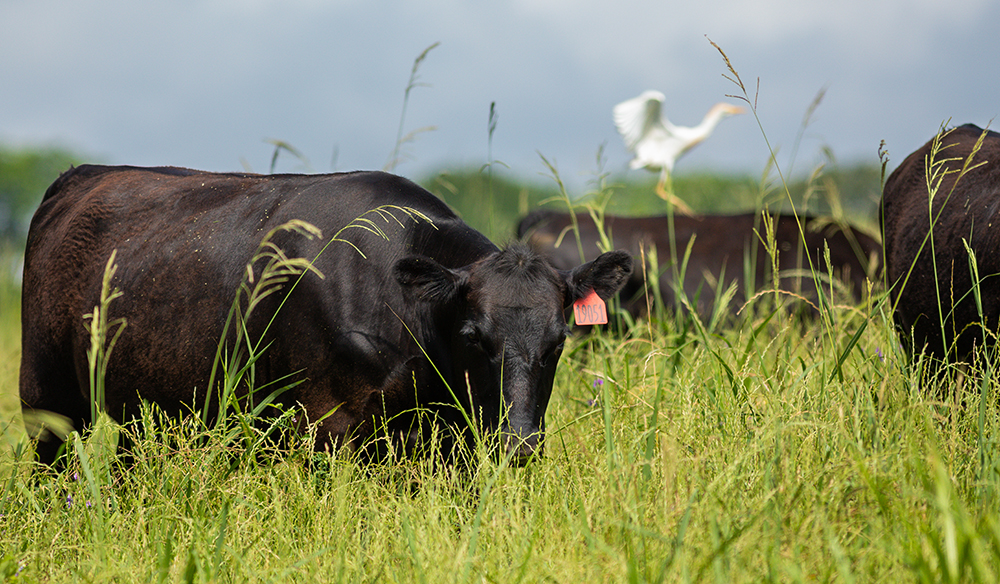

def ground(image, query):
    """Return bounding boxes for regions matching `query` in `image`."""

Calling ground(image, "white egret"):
[614,90,745,214]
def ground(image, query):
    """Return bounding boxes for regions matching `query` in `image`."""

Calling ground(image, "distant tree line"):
[422,163,882,243]
[0,146,79,246]
[0,144,881,248]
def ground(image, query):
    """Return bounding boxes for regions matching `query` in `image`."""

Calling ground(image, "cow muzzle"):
[500,425,543,466]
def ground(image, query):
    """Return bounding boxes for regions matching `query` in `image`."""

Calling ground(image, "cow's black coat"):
[20,166,632,464]
[518,210,879,319]
[881,123,1000,362]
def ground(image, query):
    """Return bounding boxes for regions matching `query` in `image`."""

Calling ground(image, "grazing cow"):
[20,166,632,465]
[518,209,879,319]
[881,123,1000,362]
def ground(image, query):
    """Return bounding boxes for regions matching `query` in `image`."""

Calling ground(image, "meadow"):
[1,52,998,582]
[2,156,999,582]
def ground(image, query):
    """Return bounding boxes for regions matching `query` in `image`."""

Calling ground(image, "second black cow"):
[20,166,632,465]
[518,209,880,320]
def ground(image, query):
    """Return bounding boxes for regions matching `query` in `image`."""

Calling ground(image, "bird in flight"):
[614,90,744,215]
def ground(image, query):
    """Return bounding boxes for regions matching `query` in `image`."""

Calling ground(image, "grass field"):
[2,158,999,583]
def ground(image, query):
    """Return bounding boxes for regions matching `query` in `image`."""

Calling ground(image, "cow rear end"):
[882,123,1000,362]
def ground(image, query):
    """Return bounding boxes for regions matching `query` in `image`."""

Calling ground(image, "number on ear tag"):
[573,288,608,325]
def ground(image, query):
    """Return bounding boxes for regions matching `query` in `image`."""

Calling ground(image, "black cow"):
[882,123,1000,362]
[518,209,879,319]
[20,166,632,465]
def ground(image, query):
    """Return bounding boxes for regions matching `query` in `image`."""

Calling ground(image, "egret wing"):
[614,90,669,152]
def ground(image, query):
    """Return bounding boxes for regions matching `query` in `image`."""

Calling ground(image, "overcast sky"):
[3,0,999,192]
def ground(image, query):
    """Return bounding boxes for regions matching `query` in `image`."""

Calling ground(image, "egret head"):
[709,102,747,118]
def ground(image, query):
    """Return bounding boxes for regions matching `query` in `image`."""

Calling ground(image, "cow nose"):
[502,429,542,466]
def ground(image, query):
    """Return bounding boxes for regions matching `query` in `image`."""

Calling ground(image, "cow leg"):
[19,362,90,466]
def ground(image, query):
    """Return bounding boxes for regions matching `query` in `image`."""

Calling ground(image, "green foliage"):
[0,146,79,244]
[422,167,556,243]
[0,245,22,456]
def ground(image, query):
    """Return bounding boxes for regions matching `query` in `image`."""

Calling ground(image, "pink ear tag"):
[573,288,608,325]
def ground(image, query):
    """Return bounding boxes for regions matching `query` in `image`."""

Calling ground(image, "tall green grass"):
[4,301,1000,581]
[5,191,1000,582]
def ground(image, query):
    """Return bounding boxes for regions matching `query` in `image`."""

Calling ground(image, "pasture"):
[2,159,999,582]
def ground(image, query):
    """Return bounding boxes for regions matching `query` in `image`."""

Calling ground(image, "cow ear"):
[395,256,465,302]
[562,250,633,306]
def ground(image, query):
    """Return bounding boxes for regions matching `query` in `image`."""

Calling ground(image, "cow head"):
[395,244,632,464]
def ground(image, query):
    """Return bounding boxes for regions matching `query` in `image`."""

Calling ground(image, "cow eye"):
[464,328,483,348]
